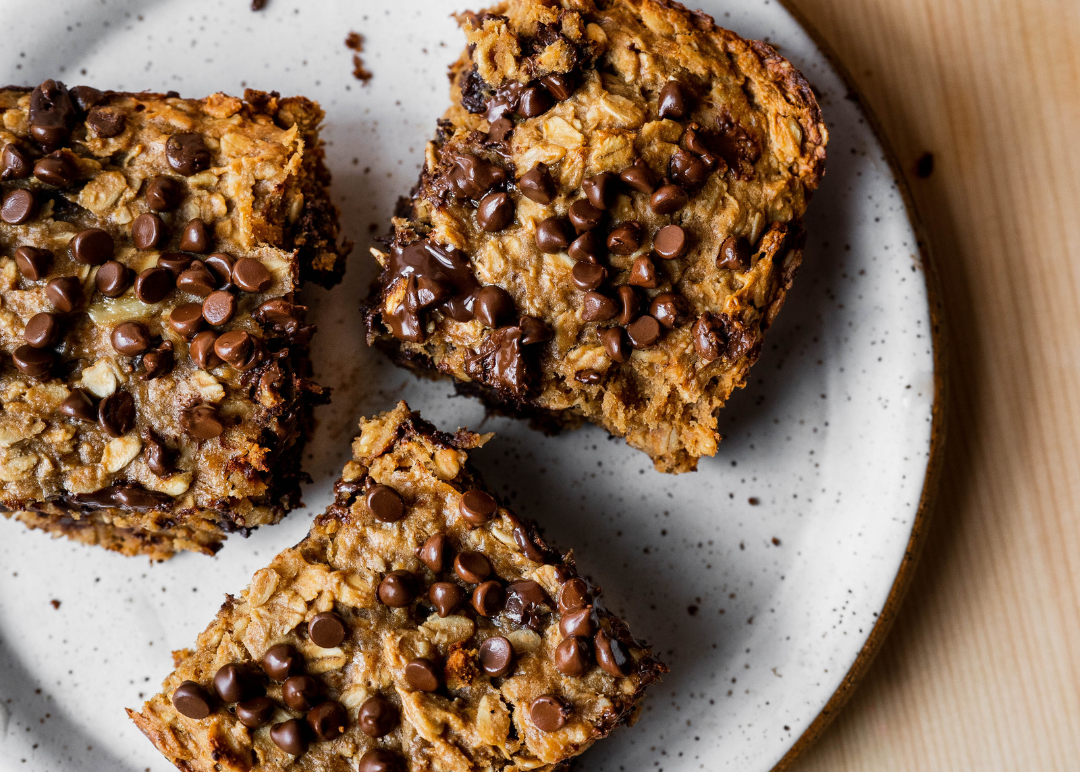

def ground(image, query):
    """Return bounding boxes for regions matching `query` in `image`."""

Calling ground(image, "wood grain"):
[779,0,1080,769]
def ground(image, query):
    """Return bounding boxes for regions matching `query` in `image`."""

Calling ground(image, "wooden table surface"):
[778,0,1080,769]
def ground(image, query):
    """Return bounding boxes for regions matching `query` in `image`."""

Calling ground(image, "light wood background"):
[779,0,1080,769]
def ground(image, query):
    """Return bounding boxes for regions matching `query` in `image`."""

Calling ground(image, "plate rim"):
[769,2,949,769]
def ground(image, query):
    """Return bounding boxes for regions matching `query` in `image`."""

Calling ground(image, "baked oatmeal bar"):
[0,81,348,559]
[363,0,827,473]
[129,402,665,771]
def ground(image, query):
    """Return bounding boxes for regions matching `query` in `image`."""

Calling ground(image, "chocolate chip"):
[236,696,275,729]
[558,578,590,614]
[132,267,172,304]
[581,292,618,322]
[607,222,643,255]
[619,159,654,193]
[572,262,606,291]
[24,312,59,348]
[84,105,124,137]
[378,570,418,607]
[475,191,515,233]
[126,213,163,251]
[176,262,216,297]
[649,184,688,215]
[555,636,593,677]
[627,315,662,348]
[519,164,555,204]
[404,658,440,692]
[530,695,569,732]
[594,629,632,676]
[358,749,404,772]
[683,122,713,158]
[658,81,688,119]
[472,580,505,617]
[98,391,135,437]
[29,80,75,151]
[213,664,250,703]
[429,582,467,617]
[262,644,302,681]
[650,293,689,328]
[505,579,549,629]
[45,276,81,312]
[653,224,688,259]
[166,133,211,176]
[366,484,405,522]
[307,700,348,742]
[1,144,31,180]
[12,345,53,378]
[157,253,192,279]
[358,695,399,738]
[475,285,515,328]
[142,342,174,380]
[568,231,604,263]
[479,636,515,677]
[232,257,273,293]
[212,330,256,369]
[95,261,131,298]
[670,149,709,188]
[559,606,596,638]
[1,189,37,224]
[178,219,210,253]
[568,198,602,233]
[60,389,97,422]
[189,330,221,369]
[459,489,497,525]
[143,430,172,476]
[269,718,308,756]
[454,551,492,584]
[14,246,51,280]
[69,228,113,265]
[693,314,722,361]
[583,172,618,210]
[575,369,601,385]
[202,290,236,325]
[599,326,629,363]
[308,612,347,648]
[535,217,570,253]
[172,681,212,720]
[518,85,552,118]
[205,253,235,288]
[145,176,183,211]
[33,152,74,186]
[617,286,640,326]
[418,533,449,573]
[629,256,658,288]
[717,236,751,270]
[68,86,102,114]
[181,404,225,440]
[282,674,322,712]
[519,316,553,345]
[540,72,575,101]
[487,117,514,142]
[449,153,507,200]
[110,321,151,355]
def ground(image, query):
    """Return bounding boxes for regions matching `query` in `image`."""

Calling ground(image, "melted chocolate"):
[384,239,479,342]
[463,325,527,396]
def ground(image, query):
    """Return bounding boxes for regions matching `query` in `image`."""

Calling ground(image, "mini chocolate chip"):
[24,312,59,348]
[366,484,405,522]
[189,330,221,369]
[95,261,132,298]
[12,345,53,378]
[487,117,513,142]
[178,219,210,253]
[540,73,575,101]
[594,629,632,676]
[619,159,654,193]
[555,636,593,677]
[33,152,74,186]
[576,369,602,384]
[404,658,440,692]
[475,285,515,328]
[518,85,552,118]
[232,257,273,293]
[627,315,662,348]
[476,191,515,233]
[111,321,151,355]
[519,316,553,345]
[558,578,590,614]
[262,644,302,681]
[86,106,125,138]
[459,489,497,525]
[670,149,709,188]
[181,404,225,440]
[177,262,217,297]
[649,184,688,215]
[568,198,603,233]
[519,164,555,204]
[717,235,751,270]
[282,674,322,712]
[472,581,505,617]
[172,681,212,720]
[142,343,174,380]
[1,144,31,180]
[454,551,492,584]
[418,533,449,573]
[14,246,51,280]
[607,222,643,255]
[205,253,235,287]
[270,718,308,756]
[358,749,404,772]
[69,228,113,265]
[157,252,193,279]
[378,570,418,607]
[429,582,467,617]
[651,293,689,327]
[213,330,255,368]
[530,695,569,732]
[629,256,658,288]
[358,695,399,738]
[166,133,212,176]
[307,701,348,742]
[599,326,629,363]
[202,290,236,325]
[60,389,97,422]
[143,430,172,476]
[45,276,81,312]
[658,81,688,119]
[2,189,37,224]
[568,231,604,263]
[581,292,618,322]
[559,606,596,638]
[308,612,347,648]
[583,172,618,210]
[654,224,688,259]
[236,696,275,729]
[145,176,183,211]
[213,664,250,703]
[617,286,641,326]
[133,266,172,304]
[479,636,515,677]
[98,391,135,437]
[535,217,570,253]
[572,262,606,291]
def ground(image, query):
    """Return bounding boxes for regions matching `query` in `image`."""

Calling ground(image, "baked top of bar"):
[130,402,665,771]
[0,82,346,558]
[364,0,827,473]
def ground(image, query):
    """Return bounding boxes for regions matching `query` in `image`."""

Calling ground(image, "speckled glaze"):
[0,2,939,771]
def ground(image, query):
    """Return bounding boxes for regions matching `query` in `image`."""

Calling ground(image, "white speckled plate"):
[0,1,942,770]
